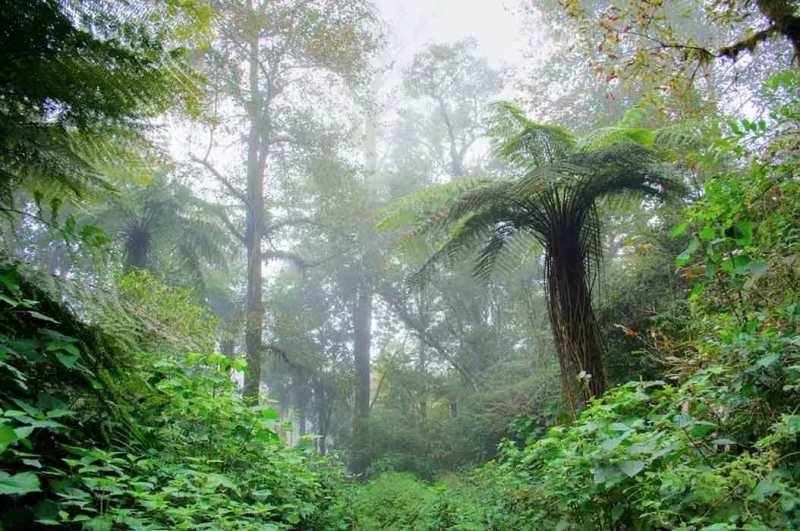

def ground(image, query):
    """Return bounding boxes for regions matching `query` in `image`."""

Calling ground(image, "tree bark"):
[351,107,377,476]
[546,232,606,415]
[220,338,236,359]
[242,2,264,401]
[351,274,373,475]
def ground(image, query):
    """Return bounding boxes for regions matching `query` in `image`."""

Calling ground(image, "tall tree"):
[192,0,378,400]
[351,98,378,475]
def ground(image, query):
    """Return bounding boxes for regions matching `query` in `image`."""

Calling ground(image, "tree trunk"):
[351,276,373,475]
[242,5,264,401]
[124,226,150,270]
[314,376,333,455]
[220,338,235,359]
[351,105,377,476]
[417,335,428,423]
[546,232,606,415]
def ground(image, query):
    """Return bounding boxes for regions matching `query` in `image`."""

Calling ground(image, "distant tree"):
[404,39,504,179]
[191,0,379,400]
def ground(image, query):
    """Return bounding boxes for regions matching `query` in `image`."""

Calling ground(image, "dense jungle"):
[2,0,800,529]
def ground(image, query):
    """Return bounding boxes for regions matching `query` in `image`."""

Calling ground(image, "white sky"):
[374,0,527,68]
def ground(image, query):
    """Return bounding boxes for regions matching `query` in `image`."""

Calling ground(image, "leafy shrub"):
[350,472,437,530]
[0,263,348,529]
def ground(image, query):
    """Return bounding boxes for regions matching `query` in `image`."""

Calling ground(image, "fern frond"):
[490,102,575,166]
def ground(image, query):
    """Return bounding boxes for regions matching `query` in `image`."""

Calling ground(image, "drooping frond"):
[489,102,575,167]
[0,0,202,211]
[405,141,680,287]
[376,178,491,232]
[575,126,655,151]
[653,118,722,153]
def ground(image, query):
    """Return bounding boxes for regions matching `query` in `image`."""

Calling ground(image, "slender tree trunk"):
[351,108,377,476]
[546,234,606,415]
[417,335,428,422]
[416,293,429,423]
[242,4,264,401]
[352,276,373,474]
[292,366,309,437]
[314,376,332,455]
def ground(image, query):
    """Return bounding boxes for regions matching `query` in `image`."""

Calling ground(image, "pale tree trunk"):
[242,1,264,401]
[351,106,377,476]
[417,335,428,422]
[314,376,333,455]
[416,293,429,423]
[352,277,373,473]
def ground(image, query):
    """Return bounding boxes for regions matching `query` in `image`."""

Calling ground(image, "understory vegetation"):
[351,73,800,530]
[0,266,350,528]
[2,0,800,530]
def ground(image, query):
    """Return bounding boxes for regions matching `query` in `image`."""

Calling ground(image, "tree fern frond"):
[575,126,655,151]
[653,119,720,152]
[490,102,575,166]
[376,178,491,232]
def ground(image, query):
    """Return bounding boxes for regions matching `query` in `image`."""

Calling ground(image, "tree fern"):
[387,103,685,412]
[0,0,203,213]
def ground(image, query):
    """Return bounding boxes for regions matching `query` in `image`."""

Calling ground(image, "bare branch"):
[210,207,245,244]
[190,155,248,206]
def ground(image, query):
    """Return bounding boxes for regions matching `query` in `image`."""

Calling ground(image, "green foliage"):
[352,71,800,530]
[350,472,438,530]
[0,262,348,529]
[98,269,220,355]
[0,0,204,212]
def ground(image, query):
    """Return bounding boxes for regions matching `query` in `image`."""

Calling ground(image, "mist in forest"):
[2,0,800,528]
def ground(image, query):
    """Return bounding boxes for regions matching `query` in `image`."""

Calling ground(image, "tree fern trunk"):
[547,232,606,415]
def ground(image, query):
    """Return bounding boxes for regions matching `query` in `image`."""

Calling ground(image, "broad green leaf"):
[0,424,17,453]
[689,421,716,438]
[0,471,41,495]
[260,408,280,421]
[784,415,800,435]
[601,435,625,452]
[46,342,80,357]
[24,311,59,324]
[55,352,79,369]
[0,270,21,292]
[698,225,715,240]
[670,222,688,238]
[14,426,34,439]
[733,220,753,245]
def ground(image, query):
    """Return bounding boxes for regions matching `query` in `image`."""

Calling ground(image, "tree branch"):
[210,207,244,244]
[376,283,482,390]
[190,155,248,206]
